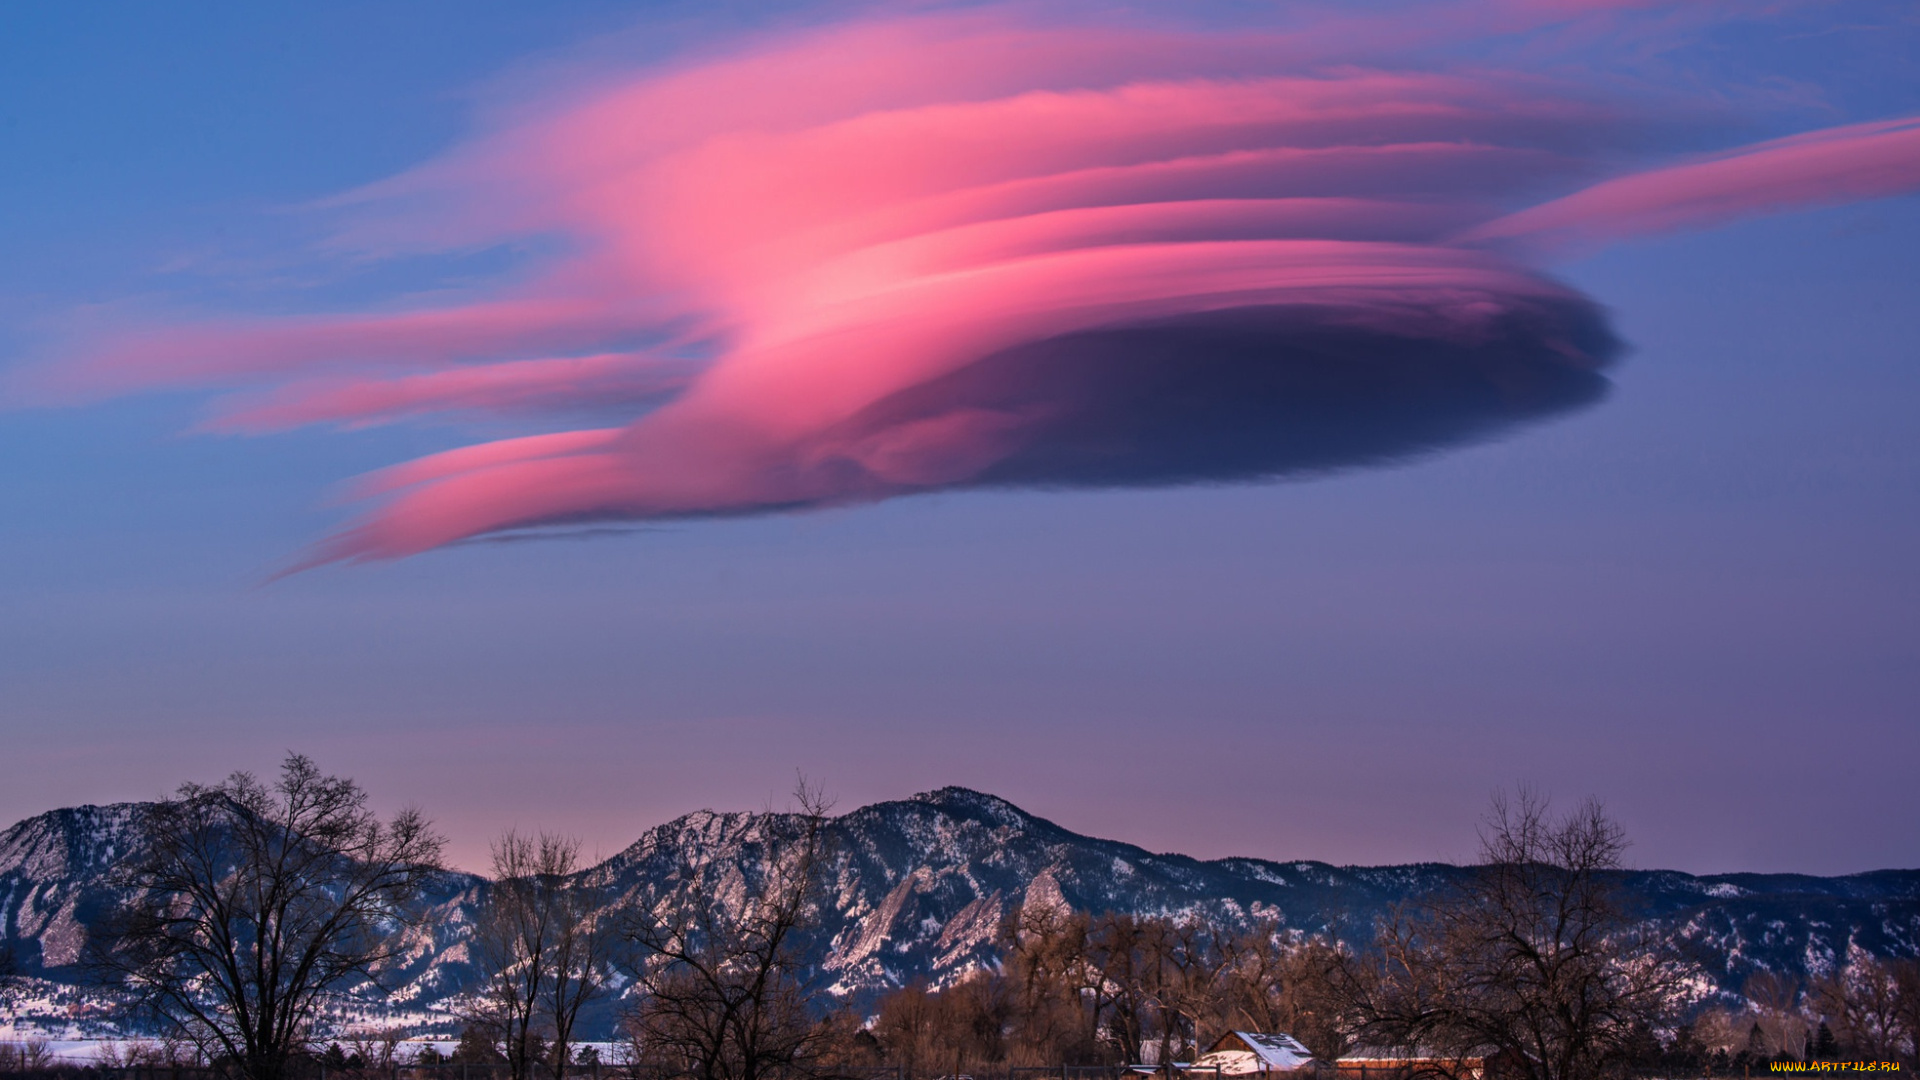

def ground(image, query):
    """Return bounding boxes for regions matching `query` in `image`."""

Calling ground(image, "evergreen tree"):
[453,1027,508,1065]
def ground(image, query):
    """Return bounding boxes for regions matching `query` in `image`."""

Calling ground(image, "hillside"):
[3,787,1915,1038]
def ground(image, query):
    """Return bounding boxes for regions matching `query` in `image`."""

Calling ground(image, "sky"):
[1,0,1916,876]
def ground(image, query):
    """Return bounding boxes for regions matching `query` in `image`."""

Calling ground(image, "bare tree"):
[472,832,557,1080]
[871,981,942,1079]
[1812,955,1912,1061]
[544,847,616,1079]
[1215,926,1347,1059]
[871,974,1012,1079]
[1144,917,1223,1063]
[622,781,837,1080]
[998,904,1102,1065]
[1894,960,1920,1070]
[472,832,613,1080]
[878,909,1357,1073]
[92,753,444,1080]
[0,1041,57,1071]
[1337,789,1694,1080]
[1745,971,1806,1059]
[1086,913,1154,1065]
[345,1029,406,1072]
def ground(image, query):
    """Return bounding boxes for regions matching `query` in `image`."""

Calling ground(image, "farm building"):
[1186,1032,1317,1075]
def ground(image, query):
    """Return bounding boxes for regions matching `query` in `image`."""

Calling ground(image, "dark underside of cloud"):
[834,301,1619,495]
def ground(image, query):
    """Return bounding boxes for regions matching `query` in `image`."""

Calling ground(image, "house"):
[1186,1032,1317,1075]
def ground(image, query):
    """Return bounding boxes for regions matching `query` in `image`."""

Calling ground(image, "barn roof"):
[1196,1032,1315,1072]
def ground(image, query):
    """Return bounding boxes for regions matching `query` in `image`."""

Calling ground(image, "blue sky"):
[1,2,1915,874]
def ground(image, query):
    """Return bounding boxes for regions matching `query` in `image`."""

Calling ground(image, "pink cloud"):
[286,236,1616,565]
[1465,116,1920,254]
[341,428,627,501]
[40,6,1920,568]
[200,352,691,433]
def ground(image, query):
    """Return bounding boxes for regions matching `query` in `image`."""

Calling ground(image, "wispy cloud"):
[1465,116,1920,255]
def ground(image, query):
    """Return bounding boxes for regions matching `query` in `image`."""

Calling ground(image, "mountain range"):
[3,787,1917,1039]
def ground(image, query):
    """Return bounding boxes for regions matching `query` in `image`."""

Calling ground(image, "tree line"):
[49,757,1920,1080]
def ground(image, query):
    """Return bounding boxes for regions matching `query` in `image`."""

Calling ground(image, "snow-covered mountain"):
[3,787,1916,1038]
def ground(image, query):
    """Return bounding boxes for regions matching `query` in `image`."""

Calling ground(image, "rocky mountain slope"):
[3,787,1916,1038]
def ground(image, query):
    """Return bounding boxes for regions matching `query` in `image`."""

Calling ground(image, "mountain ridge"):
[3,788,1916,1039]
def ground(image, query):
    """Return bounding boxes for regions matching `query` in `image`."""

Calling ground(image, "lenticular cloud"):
[53,8,1920,565]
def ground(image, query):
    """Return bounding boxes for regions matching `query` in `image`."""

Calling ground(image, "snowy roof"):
[1195,1033,1315,1073]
